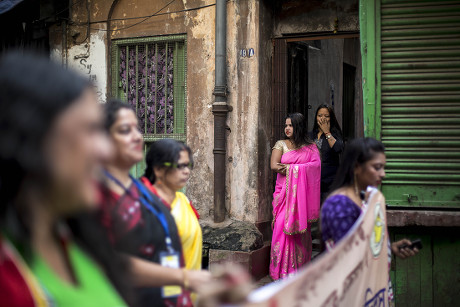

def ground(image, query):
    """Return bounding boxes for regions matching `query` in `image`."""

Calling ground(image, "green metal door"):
[361,0,460,208]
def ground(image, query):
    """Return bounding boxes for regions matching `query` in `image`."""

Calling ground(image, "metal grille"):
[112,35,187,142]
[380,0,460,207]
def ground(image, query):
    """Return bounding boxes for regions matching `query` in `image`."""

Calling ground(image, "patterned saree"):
[270,142,321,280]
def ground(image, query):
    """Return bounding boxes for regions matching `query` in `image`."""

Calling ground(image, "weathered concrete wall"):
[257,0,275,229]
[110,0,218,221]
[48,0,270,225]
[47,0,361,228]
[273,0,359,36]
[226,0,262,223]
[49,1,110,103]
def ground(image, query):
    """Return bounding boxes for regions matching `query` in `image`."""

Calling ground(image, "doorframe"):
[271,32,361,146]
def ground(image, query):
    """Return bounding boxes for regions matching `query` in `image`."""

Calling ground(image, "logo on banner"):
[370,202,385,257]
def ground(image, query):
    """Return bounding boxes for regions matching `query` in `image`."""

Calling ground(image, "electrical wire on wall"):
[42,0,217,48]
[70,1,217,33]
[92,0,177,32]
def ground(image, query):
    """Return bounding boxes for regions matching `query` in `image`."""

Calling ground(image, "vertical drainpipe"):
[213,0,231,222]
[106,0,120,100]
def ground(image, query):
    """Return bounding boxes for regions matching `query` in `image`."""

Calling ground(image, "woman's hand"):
[186,269,213,292]
[196,264,252,307]
[391,239,419,259]
[277,163,288,175]
[318,117,330,134]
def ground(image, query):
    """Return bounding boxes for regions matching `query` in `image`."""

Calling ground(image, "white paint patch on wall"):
[68,31,108,103]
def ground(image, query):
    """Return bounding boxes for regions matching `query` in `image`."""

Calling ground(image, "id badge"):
[160,251,182,298]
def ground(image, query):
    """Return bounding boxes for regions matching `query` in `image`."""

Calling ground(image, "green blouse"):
[31,243,126,307]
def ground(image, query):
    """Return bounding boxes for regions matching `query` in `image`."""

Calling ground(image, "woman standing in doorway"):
[269,113,321,280]
[310,104,344,202]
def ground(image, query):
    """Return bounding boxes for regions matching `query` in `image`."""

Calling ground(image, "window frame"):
[111,34,187,142]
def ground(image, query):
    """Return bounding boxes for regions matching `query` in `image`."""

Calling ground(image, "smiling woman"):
[0,52,130,306]
[98,99,210,307]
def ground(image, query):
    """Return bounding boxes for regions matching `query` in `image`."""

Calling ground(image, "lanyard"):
[103,170,174,253]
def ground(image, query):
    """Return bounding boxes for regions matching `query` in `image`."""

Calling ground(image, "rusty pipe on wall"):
[106,0,120,99]
[212,0,231,223]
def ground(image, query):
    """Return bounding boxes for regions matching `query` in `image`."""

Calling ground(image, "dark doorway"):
[287,42,309,126]
[342,63,356,142]
[272,35,363,143]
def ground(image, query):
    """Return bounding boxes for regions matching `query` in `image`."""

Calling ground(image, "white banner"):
[243,189,389,307]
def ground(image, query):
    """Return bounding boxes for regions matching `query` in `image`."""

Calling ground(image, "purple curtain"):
[119,44,174,134]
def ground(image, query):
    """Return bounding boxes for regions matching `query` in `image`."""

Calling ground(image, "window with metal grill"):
[111,35,187,176]
[112,35,186,142]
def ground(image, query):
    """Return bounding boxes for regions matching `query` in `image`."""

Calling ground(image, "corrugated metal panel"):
[380,0,460,207]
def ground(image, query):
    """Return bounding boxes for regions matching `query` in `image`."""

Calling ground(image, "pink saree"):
[269,144,321,280]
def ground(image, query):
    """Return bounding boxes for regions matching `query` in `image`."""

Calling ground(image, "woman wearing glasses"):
[100,99,210,307]
[141,139,202,273]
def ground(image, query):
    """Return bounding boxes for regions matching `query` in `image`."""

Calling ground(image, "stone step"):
[312,238,321,249]
[312,250,321,259]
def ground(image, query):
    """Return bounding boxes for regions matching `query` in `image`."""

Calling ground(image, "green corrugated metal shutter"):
[380,0,460,207]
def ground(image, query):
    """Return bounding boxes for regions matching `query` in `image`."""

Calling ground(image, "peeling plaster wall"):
[50,30,107,102]
[69,32,108,102]
[257,0,275,225]
[48,0,267,224]
[273,0,359,36]
[48,0,359,227]
[49,1,111,102]
[226,0,261,223]
[184,1,216,220]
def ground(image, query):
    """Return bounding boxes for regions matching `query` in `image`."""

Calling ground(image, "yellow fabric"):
[170,192,202,271]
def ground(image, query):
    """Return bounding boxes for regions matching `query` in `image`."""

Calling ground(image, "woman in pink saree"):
[269,113,321,280]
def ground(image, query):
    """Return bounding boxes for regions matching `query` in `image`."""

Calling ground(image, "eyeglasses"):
[163,162,193,170]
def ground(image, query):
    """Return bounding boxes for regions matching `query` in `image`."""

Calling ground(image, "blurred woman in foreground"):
[0,53,129,306]
[321,137,419,304]
[99,100,210,306]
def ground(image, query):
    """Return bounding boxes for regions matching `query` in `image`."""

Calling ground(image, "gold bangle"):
[182,268,189,289]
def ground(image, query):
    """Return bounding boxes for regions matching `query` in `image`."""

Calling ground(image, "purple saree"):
[270,142,321,280]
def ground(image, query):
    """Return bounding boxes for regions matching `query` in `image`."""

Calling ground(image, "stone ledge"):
[387,210,460,227]
[208,243,271,281]
[201,219,264,252]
